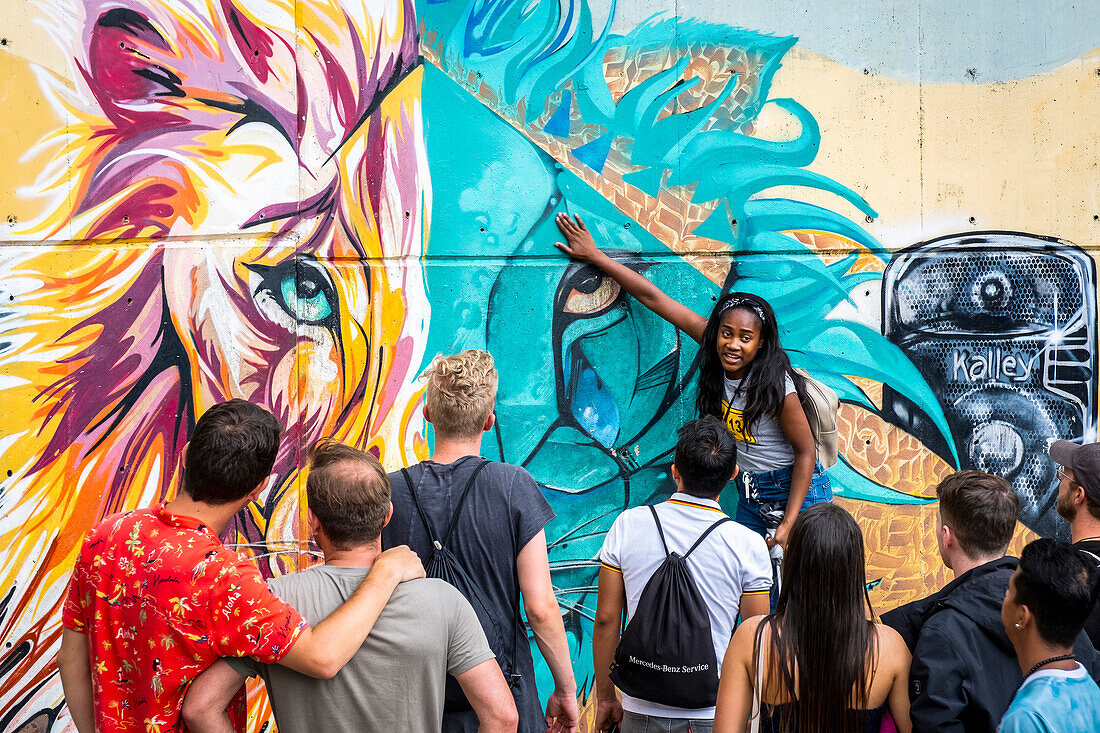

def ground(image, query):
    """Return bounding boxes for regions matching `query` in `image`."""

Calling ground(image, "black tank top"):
[759,701,886,733]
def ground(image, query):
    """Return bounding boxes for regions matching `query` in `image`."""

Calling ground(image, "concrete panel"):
[0,0,1095,729]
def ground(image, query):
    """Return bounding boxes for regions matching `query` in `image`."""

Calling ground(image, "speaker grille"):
[883,232,1097,539]
[893,249,1085,334]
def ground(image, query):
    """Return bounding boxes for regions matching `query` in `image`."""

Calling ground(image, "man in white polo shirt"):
[592,416,772,732]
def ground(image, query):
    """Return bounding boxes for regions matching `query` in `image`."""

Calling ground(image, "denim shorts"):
[621,711,713,733]
[733,461,832,538]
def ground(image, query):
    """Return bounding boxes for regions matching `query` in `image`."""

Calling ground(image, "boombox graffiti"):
[883,232,1098,540]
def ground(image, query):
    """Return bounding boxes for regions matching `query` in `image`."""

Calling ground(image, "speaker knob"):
[968,420,1024,475]
[973,271,1012,313]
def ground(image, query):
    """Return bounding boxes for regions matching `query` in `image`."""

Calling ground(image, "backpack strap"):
[1080,549,1100,566]
[401,461,490,549]
[683,516,734,559]
[401,467,442,549]
[442,460,489,544]
[648,505,733,558]
[648,505,671,557]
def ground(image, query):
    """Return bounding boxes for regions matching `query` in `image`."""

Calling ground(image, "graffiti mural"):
[417,0,964,692]
[883,232,1097,541]
[0,0,1097,730]
[0,0,428,729]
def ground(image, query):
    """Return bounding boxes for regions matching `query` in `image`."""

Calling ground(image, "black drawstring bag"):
[401,461,520,712]
[610,505,732,709]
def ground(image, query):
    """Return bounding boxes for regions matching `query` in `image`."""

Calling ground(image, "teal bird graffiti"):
[420,0,958,697]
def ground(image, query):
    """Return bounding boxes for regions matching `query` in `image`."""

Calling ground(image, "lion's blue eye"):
[250,259,336,328]
[280,266,332,323]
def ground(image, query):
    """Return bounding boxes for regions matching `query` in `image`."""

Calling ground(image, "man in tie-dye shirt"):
[999,539,1100,733]
[57,400,423,732]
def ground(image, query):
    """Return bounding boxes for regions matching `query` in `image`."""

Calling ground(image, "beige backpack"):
[793,368,840,469]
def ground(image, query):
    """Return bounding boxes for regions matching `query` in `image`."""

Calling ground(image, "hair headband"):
[717,297,766,324]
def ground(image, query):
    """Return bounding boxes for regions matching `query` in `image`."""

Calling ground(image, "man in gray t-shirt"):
[182,441,519,733]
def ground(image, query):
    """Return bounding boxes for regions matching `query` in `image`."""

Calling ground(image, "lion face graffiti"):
[0,0,427,725]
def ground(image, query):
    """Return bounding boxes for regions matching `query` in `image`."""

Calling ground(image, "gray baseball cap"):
[1049,440,1100,505]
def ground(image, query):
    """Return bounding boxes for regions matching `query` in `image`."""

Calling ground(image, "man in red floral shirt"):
[56,399,423,732]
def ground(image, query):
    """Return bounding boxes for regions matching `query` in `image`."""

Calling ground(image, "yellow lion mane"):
[0,0,429,719]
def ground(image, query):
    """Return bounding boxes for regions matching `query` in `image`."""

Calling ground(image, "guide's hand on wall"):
[554,213,601,262]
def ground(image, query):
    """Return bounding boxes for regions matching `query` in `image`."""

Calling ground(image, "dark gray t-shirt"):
[226,568,493,733]
[382,456,555,733]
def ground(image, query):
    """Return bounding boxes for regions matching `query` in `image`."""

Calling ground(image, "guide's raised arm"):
[554,213,707,343]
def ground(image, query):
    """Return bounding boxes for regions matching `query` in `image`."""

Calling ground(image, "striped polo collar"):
[664,494,725,514]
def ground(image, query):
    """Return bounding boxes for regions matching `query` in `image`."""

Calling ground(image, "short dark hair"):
[1016,538,1098,647]
[306,440,391,549]
[182,399,281,505]
[936,470,1019,559]
[673,416,738,499]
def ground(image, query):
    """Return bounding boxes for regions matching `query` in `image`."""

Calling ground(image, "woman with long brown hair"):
[714,503,912,732]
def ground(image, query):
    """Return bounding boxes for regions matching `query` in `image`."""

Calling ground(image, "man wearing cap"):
[1050,440,1100,647]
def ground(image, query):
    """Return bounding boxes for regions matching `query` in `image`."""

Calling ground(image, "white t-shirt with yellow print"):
[721,374,796,473]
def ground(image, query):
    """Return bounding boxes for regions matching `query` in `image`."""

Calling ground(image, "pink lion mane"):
[0,0,429,726]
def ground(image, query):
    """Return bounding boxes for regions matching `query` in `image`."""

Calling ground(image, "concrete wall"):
[0,1,1097,730]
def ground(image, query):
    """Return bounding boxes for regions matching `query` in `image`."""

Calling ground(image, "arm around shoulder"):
[279,545,424,678]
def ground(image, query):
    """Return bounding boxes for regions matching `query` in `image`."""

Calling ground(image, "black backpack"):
[400,461,520,712]
[610,505,732,709]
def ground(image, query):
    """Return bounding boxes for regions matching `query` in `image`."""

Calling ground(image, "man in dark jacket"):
[883,470,1100,733]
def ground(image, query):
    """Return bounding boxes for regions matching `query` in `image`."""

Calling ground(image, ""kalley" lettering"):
[950,346,1037,384]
